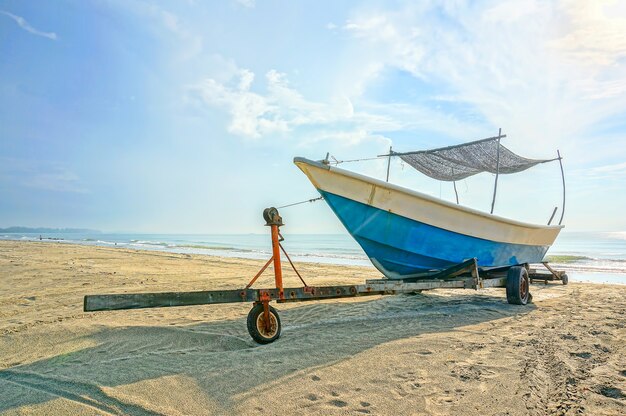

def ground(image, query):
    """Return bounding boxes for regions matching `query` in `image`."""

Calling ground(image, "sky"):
[1,0,625,234]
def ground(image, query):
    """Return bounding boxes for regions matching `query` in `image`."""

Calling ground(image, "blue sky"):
[1,0,625,233]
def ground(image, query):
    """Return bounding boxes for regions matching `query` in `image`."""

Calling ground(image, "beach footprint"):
[327,399,348,408]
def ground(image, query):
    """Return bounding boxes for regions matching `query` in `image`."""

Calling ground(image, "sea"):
[2,231,625,285]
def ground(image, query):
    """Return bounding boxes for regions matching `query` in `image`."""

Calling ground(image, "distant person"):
[39,235,42,240]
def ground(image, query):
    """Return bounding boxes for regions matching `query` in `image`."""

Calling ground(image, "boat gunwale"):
[294,156,564,232]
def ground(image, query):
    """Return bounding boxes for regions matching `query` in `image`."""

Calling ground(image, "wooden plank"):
[277,280,470,302]
[84,279,475,311]
[479,277,507,288]
[84,289,258,312]
[397,258,478,283]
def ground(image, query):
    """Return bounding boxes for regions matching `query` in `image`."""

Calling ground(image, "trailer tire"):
[506,266,530,305]
[561,273,569,285]
[247,303,281,344]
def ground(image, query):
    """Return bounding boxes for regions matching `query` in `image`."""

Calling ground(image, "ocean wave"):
[97,240,120,245]
[544,255,593,263]
[131,240,170,247]
[169,244,260,253]
[547,261,626,274]
[290,251,368,261]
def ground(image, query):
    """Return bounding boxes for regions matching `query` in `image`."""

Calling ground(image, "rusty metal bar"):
[246,256,274,289]
[270,224,284,300]
[279,243,308,287]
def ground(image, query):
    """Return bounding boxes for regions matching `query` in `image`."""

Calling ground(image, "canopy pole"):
[385,146,392,182]
[557,149,565,225]
[451,166,459,204]
[547,206,558,225]
[490,128,502,214]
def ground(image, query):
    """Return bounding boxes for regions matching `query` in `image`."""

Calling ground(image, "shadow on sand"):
[0,290,536,414]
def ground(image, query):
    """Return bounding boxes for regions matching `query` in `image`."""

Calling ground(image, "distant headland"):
[0,227,100,233]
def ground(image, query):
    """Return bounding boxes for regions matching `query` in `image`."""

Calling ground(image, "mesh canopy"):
[395,137,553,182]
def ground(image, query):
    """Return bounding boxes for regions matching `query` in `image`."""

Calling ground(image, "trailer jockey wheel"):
[506,266,530,305]
[561,273,569,285]
[247,303,281,344]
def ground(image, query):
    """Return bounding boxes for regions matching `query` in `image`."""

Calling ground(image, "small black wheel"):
[506,266,530,305]
[561,273,569,285]
[247,303,281,344]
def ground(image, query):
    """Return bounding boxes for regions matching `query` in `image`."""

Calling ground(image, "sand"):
[0,240,625,415]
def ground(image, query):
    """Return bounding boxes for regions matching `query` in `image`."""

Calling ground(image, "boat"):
[294,132,565,279]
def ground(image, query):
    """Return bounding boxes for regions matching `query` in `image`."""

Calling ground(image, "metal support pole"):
[451,166,459,204]
[557,150,566,225]
[547,206,558,225]
[270,224,284,300]
[453,181,459,204]
[490,128,502,214]
[386,146,392,182]
[246,256,274,289]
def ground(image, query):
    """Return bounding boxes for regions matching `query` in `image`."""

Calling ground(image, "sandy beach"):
[0,240,625,415]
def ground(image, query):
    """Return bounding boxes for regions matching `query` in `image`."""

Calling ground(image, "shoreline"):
[3,238,626,286]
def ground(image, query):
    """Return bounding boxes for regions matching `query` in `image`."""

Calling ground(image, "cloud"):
[341,0,626,157]
[552,0,626,67]
[188,69,283,138]
[344,14,425,78]
[1,10,57,40]
[187,61,405,143]
[185,52,494,149]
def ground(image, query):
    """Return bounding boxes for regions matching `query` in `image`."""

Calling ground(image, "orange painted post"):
[245,256,274,289]
[270,224,284,300]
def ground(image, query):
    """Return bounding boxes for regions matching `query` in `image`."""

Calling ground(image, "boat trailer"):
[84,208,568,344]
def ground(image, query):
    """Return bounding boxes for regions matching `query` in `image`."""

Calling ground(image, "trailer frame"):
[84,208,566,344]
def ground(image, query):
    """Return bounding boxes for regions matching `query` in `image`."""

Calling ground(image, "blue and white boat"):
[295,134,565,280]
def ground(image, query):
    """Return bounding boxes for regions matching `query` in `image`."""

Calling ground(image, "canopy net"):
[394,136,554,182]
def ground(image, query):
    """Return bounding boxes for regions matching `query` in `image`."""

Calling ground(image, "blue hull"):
[320,191,549,279]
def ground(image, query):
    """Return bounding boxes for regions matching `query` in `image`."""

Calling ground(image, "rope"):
[329,155,384,165]
[277,196,324,209]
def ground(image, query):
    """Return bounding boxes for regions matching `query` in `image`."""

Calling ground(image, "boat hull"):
[295,157,563,279]
[321,190,549,278]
